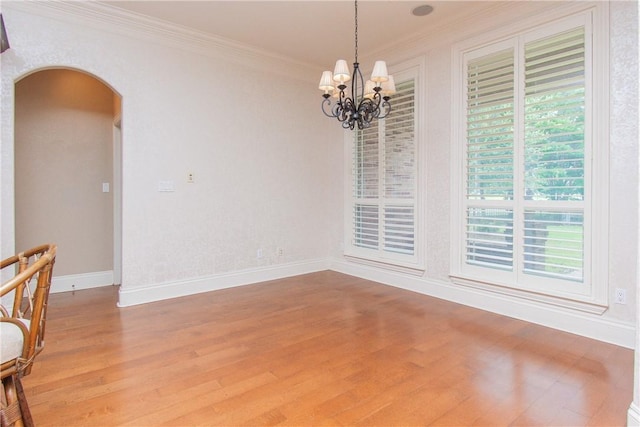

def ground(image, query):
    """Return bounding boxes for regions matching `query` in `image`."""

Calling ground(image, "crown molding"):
[361,1,600,67]
[4,0,318,82]
[366,2,509,61]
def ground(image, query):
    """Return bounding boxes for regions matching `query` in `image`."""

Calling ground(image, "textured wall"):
[1,2,636,328]
[608,0,640,324]
[1,3,340,290]
[608,0,640,418]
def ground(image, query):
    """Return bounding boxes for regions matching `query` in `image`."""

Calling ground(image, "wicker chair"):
[1,244,57,427]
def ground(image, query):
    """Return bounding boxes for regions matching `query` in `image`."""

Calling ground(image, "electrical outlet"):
[277,247,284,256]
[187,173,194,183]
[256,249,263,259]
[614,288,627,304]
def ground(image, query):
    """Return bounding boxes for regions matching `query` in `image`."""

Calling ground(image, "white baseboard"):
[52,270,114,293]
[117,258,329,307]
[629,403,640,426]
[330,258,636,349]
[114,255,634,348]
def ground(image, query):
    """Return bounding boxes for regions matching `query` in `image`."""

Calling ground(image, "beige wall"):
[15,69,116,276]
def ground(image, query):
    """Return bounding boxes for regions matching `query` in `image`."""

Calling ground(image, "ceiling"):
[100,1,491,69]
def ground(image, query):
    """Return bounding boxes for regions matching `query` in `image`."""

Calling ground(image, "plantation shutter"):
[383,79,415,255]
[465,49,515,270]
[463,24,587,284]
[354,124,379,250]
[523,27,586,281]
[352,76,417,261]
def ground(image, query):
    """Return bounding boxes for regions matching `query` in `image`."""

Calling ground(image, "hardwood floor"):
[23,271,633,426]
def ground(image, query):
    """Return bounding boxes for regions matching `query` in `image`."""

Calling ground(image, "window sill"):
[344,254,425,277]
[449,274,608,315]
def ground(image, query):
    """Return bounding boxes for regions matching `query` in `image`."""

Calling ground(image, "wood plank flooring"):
[23,271,633,426]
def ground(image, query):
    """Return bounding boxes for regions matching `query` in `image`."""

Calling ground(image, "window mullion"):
[514,35,526,284]
[378,117,386,254]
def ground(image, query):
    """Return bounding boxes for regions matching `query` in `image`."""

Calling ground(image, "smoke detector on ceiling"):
[412,4,434,17]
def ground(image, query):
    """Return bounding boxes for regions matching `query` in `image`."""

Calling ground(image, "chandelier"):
[318,0,395,130]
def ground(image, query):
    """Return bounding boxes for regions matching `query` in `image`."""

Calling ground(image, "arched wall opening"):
[14,67,122,292]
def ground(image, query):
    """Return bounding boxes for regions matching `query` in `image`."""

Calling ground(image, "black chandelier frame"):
[320,1,391,130]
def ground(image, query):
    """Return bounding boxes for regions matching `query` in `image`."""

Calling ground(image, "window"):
[452,8,609,309]
[346,65,423,272]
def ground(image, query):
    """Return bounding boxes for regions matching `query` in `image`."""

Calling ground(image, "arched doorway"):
[14,68,122,291]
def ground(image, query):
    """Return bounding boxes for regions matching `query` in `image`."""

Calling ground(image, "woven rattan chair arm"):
[0,245,56,298]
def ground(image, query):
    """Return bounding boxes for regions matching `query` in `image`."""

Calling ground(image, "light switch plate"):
[158,180,175,192]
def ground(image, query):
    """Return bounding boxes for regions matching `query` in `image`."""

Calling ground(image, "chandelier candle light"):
[319,0,395,130]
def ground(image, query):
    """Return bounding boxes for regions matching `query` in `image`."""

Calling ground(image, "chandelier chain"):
[354,0,358,63]
[319,0,392,130]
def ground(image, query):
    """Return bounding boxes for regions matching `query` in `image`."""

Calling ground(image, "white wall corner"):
[117,258,330,307]
[629,402,640,426]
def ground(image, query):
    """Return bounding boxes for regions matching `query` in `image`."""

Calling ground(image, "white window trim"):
[344,57,426,275]
[450,4,609,313]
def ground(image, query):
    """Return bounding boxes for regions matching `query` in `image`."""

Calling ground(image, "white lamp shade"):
[364,80,376,99]
[381,75,396,96]
[371,60,389,83]
[333,60,351,83]
[319,71,335,91]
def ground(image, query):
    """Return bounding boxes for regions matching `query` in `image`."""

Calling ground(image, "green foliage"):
[524,89,585,201]
[544,225,583,273]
